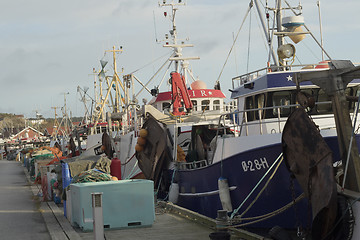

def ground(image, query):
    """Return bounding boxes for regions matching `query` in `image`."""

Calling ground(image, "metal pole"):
[254,0,278,65]
[91,192,104,240]
[317,1,325,61]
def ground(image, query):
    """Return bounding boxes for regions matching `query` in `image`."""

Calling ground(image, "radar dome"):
[191,80,207,90]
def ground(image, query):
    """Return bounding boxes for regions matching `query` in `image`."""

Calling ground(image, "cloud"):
[1,0,360,118]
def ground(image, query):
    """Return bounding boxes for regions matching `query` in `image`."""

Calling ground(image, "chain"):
[290,174,306,239]
[305,167,314,239]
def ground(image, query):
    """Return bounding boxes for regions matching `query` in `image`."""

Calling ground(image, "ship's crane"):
[170,72,192,116]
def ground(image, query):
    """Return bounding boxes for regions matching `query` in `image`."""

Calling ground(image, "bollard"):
[209,231,231,240]
[210,210,231,240]
[92,192,104,240]
[215,210,229,231]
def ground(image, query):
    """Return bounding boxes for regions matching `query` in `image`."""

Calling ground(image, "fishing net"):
[71,169,112,184]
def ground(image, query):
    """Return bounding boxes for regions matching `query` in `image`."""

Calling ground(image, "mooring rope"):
[238,155,284,219]
[228,193,305,228]
[230,152,283,219]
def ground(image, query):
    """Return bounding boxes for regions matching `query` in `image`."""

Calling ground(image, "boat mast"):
[159,0,199,85]
[51,106,60,138]
[317,1,325,61]
[275,0,286,66]
[254,0,278,66]
[276,0,284,48]
[105,46,125,113]
[91,46,125,134]
[92,68,98,123]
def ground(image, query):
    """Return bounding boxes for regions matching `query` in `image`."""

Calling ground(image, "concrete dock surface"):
[0,160,51,240]
[6,159,266,240]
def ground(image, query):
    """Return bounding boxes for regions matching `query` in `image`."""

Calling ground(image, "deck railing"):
[231,63,327,89]
[216,101,335,138]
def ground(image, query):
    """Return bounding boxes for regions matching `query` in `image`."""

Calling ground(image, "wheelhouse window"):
[241,86,359,121]
[272,91,292,117]
[201,100,210,111]
[255,94,266,120]
[162,102,171,111]
[213,100,220,110]
[245,96,255,121]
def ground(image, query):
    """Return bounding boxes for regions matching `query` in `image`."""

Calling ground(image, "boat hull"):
[169,134,356,229]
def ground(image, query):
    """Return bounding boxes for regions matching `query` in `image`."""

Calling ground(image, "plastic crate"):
[70,179,155,231]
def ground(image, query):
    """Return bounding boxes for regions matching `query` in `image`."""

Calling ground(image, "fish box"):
[70,179,155,231]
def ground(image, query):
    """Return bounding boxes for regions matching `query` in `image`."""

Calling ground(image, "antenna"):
[153,10,159,42]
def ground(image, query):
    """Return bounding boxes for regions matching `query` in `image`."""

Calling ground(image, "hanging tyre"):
[332,195,354,240]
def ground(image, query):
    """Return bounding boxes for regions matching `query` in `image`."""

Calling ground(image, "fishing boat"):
[74,0,234,182]
[135,0,360,238]
[71,46,145,180]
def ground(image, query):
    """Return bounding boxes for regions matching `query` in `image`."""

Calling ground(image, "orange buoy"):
[315,60,330,69]
[135,144,144,152]
[139,129,148,138]
[137,137,146,146]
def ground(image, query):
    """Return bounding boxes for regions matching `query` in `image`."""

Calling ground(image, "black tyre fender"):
[269,225,292,240]
[332,195,354,240]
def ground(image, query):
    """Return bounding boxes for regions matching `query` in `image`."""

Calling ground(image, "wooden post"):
[294,61,360,192]
[331,86,360,191]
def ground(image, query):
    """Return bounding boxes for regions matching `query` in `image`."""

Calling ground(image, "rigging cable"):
[153,10,158,42]
[130,51,171,75]
[229,193,305,228]
[342,90,360,188]
[246,9,252,73]
[254,5,268,51]
[215,1,253,85]
[158,61,174,88]
[135,54,174,98]
[232,32,239,76]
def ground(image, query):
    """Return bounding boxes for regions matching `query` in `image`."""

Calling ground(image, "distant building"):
[27,116,45,126]
[45,126,68,137]
[9,126,45,144]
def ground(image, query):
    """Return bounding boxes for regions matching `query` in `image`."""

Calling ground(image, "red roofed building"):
[10,126,44,143]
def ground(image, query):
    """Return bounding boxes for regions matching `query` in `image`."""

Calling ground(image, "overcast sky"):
[1,0,360,118]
